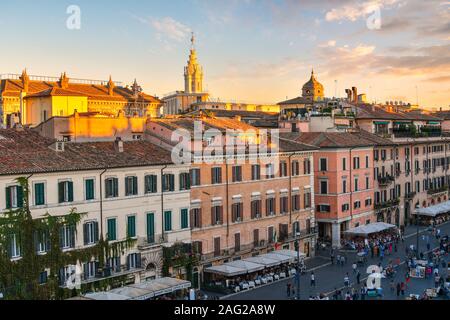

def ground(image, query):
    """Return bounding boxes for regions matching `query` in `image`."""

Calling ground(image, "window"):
[304,159,311,174]
[5,185,24,209]
[374,150,379,161]
[164,211,172,231]
[354,178,359,192]
[319,158,327,171]
[83,261,98,279]
[211,206,223,225]
[107,218,117,241]
[127,216,136,238]
[279,161,288,177]
[292,221,300,237]
[181,209,189,229]
[211,167,222,184]
[232,203,243,222]
[60,225,75,249]
[127,253,142,270]
[253,229,260,247]
[342,180,347,193]
[320,180,328,194]
[214,237,221,257]
[144,175,157,194]
[8,234,21,259]
[268,226,275,244]
[125,176,138,196]
[342,158,347,170]
[85,179,94,201]
[354,201,361,209]
[251,164,261,180]
[366,176,370,190]
[34,183,45,206]
[147,213,155,243]
[353,157,360,169]
[265,164,275,179]
[251,200,262,219]
[105,178,119,198]
[316,204,331,213]
[83,221,99,245]
[162,174,175,192]
[304,190,311,209]
[280,196,288,214]
[365,198,372,207]
[365,156,369,168]
[292,161,300,176]
[35,231,50,254]
[415,181,420,193]
[39,271,48,284]
[292,194,300,211]
[107,256,121,273]
[234,233,241,253]
[190,208,201,229]
[342,203,350,212]
[232,166,243,182]
[179,172,191,190]
[266,198,276,216]
[58,181,74,203]
[190,168,201,186]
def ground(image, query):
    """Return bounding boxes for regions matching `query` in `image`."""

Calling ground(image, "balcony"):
[137,234,168,249]
[377,175,395,187]
[427,186,449,195]
[393,126,442,138]
[374,199,400,210]
[405,192,416,200]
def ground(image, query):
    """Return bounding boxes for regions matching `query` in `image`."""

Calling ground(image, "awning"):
[226,260,265,273]
[204,264,247,277]
[83,292,130,300]
[344,222,396,236]
[106,277,191,300]
[374,121,389,125]
[263,253,294,264]
[244,256,280,268]
[414,200,450,217]
[275,249,306,260]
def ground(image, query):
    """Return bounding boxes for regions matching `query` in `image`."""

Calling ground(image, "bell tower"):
[184,32,203,94]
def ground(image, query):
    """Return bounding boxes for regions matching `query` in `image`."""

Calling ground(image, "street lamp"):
[294,233,301,300]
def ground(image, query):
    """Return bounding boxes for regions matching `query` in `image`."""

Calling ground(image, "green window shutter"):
[93,221,99,243]
[152,175,157,193]
[5,186,11,209]
[58,182,64,203]
[35,183,45,205]
[169,175,175,191]
[17,186,24,208]
[181,209,188,229]
[147,213,155,243]
[107,218,117,241]
[133,177,138,195]
[69,225,76,248]
[127,216,136,238]
[164,211,172,231]
[68,182,74,202]
[85,179,94,200]
[114,178,119,197]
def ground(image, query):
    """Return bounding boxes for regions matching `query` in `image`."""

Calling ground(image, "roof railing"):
[0,74,122,86]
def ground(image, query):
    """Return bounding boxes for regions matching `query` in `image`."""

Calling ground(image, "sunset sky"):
[0,0,449,108]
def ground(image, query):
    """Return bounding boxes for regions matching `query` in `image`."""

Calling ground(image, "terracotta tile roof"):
[356,105,442,121]
[24,87,87,98]
[187,109,279,120]
[277,96,312,105]
[1,79,161,103]
[280,130,394,148]
[0,129,173,175]
[432,111,450,120]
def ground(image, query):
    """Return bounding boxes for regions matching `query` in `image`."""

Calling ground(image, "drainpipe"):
[225,161,230,239]
[288,153,294,225]
[99,169,107,237]
[161,165,168,242]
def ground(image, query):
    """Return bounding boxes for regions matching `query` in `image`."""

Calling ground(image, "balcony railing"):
[377,175,395,186]
[137,234,168,249]
[393,127,442,138]
[427,186,449,195]
[374,199,400,210]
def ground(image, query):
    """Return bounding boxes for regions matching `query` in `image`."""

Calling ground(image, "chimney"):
[352,87,358,104]
[114,137,124,153]
[345,89,352,101]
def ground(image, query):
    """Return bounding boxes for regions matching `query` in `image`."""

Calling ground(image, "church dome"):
[302,69,324,101]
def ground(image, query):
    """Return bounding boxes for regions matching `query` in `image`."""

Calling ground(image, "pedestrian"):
[434,275,441,288]
[400,282,406,296]
[331,254,334,265]
[396,283,401,297]
[332,288,338,300]
[336,253,341,266]
[360,286,366,300]
[351,287,358,300]
[341,255,345,266]
[310,272,316,287]
[394,243,398,253]
[371,245,374,258]
[345,291,352,300]
[390,280,395,292]
[344,273,350,288]
[356,270,361,285]
[286,282,291,297]
[352,262,357,273]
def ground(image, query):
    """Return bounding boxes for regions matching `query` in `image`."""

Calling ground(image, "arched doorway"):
[386,211,392,224]
[404,202,410,226]
[395,208,400,227]
[145,263,157,281]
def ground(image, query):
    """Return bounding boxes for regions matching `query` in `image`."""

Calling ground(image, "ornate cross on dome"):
[191,32,195,49]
